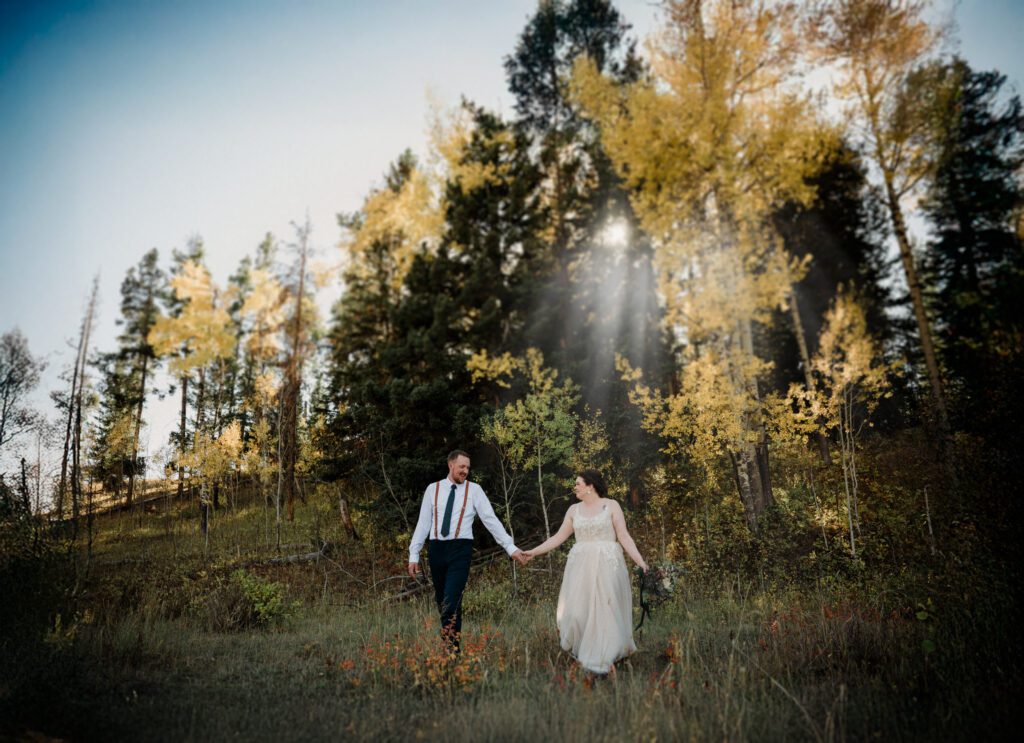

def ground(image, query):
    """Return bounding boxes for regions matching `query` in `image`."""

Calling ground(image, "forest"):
[2,0,1022,740]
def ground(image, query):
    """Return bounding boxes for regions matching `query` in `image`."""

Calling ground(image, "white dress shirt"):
[408,477,519,563]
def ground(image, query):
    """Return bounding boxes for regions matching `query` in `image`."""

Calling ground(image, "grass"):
[2,490,1019,741]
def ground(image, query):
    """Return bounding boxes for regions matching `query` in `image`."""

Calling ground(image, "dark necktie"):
[440,483,457,537]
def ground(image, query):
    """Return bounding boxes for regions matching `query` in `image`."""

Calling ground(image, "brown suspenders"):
[432,479,471,539]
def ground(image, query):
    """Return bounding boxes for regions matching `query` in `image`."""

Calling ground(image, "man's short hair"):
[447,449,470,463]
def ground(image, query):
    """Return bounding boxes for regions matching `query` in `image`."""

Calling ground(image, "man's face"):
[448,455,470,484]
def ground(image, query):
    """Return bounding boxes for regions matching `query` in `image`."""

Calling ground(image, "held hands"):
[511,549,532,566]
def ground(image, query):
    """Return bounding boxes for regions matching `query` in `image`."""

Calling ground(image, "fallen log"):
[239,540,334,567]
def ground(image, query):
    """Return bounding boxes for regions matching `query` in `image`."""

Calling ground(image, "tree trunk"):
[58,307,87,521]
[126,352,149,508]
[280,376,298,521]
[176,375,188,501]
[71,280,98,540]
[537,454,551,540]
[730,442,771,533]
[338,495,358,541]
[195,366,206,436]
[789,288,831,464]
[19,458,31,515]
[281,223,309,522]
[733,313,773,532]
[882,175,950,434]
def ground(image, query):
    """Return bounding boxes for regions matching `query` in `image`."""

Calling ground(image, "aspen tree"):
[810,0,950,433]
[239,263,286,516]
[472,348,578,542]
[148,260,235,504]
[779,290,892,556]
[573,0,825,530]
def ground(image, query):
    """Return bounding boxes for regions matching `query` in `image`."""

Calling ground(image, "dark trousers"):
[427,538,473,652]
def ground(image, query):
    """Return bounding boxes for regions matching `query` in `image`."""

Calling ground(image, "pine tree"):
[766,141,902,445]
[112,248,166,506]
[921,59,1024,431]
[89,353,136,497]
[505,0,665,500]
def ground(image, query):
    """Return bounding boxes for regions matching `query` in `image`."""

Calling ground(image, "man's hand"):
[407,562,420,578]
[511,550,529,566]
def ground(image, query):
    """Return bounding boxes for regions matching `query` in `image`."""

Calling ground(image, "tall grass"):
[5,566,1005,742]
[3,486,1018,741]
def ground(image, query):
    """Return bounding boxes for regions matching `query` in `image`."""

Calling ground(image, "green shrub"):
[233,569,295,627]
[183,568,296,630]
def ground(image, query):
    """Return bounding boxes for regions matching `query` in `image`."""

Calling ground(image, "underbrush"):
[4,559,1016,741]
[3,456,1021,741]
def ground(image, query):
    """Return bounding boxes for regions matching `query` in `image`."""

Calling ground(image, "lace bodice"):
[572,504,617,543]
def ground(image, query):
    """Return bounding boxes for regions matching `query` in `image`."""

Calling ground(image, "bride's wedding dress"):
[556,503,636,673]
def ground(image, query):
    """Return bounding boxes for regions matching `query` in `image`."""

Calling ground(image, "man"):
[408,449,527,653]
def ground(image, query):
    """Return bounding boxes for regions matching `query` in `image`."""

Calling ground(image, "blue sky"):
[0,0,1020,472]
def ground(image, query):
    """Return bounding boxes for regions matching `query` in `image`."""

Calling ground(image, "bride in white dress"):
[524,469,648,674]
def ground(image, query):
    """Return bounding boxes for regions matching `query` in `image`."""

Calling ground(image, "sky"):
[0,0,1021,476]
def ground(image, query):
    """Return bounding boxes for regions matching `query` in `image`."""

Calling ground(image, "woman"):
[524,469,648,675]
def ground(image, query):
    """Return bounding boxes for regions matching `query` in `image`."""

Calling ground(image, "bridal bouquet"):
[638,563,679,606]
[635,562,680,629]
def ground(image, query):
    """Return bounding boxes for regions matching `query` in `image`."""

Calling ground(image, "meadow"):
[3,479,1017,743]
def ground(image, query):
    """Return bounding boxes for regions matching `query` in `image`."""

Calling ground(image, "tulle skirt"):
[556,540,636,673]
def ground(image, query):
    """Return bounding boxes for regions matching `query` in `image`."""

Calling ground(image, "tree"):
[574,0,824,531]
[90,353,137,497]
[0,329,45,453]
[112,249,166,506]
[504,0,641,290]
[325,115,542,531]
[70,280,99,535]
[148,256,235,504]
[505,2,667,500]
[278,218,320,523]
[473,348,579,541]
[238,242,286,511]
[811,0,950,433]
[228,234,278,451]
[767,141,897,453]
[776,290,893,557]
[180,421,242,546]
[921,59,1024,431]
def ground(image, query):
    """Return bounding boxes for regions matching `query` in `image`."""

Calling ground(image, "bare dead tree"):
[70,278,99,540]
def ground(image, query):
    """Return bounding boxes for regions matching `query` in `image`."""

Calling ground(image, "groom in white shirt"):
[407,449,526,654]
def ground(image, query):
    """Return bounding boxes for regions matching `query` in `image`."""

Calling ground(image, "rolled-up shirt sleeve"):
[409,486,434,563]
[473,487,519,556]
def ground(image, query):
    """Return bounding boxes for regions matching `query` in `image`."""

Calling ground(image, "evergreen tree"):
[112,248,166,506]
[89,353,136,497]
[325,111,545,531]
[766,142,907,436]
[505,0,665,500]
[922,59,1024,432]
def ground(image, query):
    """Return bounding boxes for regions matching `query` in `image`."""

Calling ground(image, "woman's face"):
[574,477,590,500]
